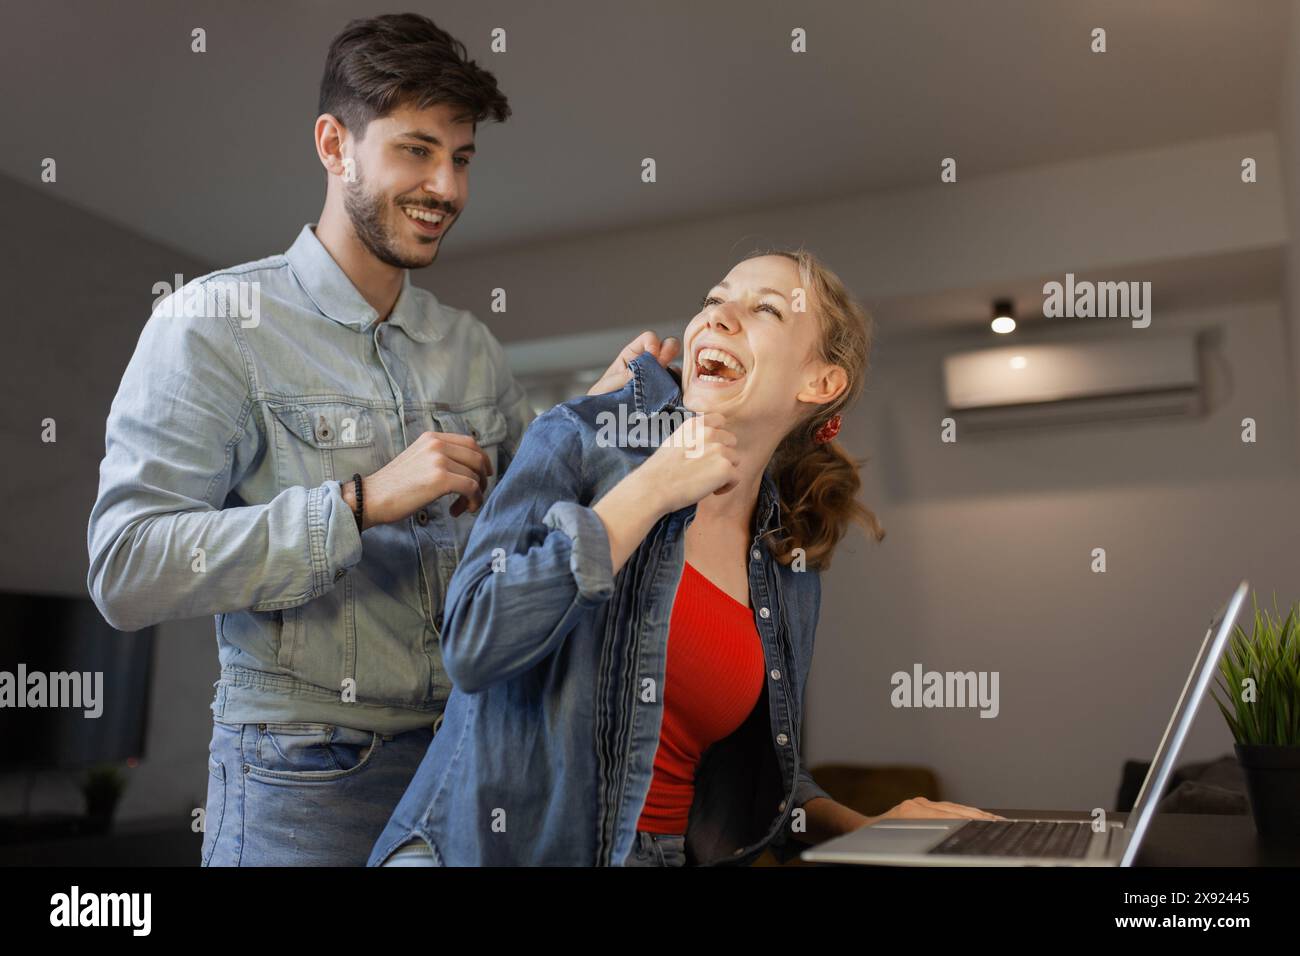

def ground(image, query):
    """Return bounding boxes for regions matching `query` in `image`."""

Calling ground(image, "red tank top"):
[636,561,766,834]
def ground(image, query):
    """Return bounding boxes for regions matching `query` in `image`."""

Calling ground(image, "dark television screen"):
[0,591,154,771]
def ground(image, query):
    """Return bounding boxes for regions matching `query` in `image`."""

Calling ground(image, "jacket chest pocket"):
[267,401,382,489]
[430,404,510,493]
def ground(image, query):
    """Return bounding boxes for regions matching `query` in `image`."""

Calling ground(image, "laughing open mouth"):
[400,206,449,235]
[694,346,748,383]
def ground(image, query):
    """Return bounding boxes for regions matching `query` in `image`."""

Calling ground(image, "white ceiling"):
[0,0,1290,269]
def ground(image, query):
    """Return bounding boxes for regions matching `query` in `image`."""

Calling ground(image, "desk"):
[985,809,1300,866]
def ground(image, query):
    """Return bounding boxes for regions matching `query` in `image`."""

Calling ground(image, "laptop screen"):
[1120,581,1249,865]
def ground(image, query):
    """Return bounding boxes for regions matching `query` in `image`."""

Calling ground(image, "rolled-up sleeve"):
[440,406,611,693]
[793,767,832,809]
[541,501,614,605]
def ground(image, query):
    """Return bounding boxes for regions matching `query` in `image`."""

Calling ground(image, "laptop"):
[801,580,1249,867]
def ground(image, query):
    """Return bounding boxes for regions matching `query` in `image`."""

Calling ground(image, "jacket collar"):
[284,223,450,343]
[627,351,782,534]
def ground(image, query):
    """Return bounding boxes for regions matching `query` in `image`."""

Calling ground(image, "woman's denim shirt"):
[369,352,832,866]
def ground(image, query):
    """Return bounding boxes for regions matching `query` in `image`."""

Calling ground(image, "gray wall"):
[0,175,219,821]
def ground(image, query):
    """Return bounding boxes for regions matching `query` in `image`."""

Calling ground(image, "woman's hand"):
[797,796,1005,850]
[591,413,738,574]
[873,797,1006,822]
[637,412,739,512]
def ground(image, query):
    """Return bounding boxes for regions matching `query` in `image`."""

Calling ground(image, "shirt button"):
[770,668,781,681]
[776,733,789,746]
[759,607,770,619]
[334,568,346,581]
[416,510,429,526]
[751,549,761,560]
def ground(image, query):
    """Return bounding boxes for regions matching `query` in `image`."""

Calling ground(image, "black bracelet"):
[351,473,364,532]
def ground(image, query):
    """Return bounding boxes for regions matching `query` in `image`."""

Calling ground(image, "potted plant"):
[1211,592,1300,842]
[80,764,127,834]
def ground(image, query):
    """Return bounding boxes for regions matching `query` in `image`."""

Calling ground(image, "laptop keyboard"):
[927,820,1096,859]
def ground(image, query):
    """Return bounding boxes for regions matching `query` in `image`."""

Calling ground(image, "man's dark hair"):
[319,13,510,138]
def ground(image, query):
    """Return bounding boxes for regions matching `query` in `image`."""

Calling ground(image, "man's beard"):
[342,163,442,270]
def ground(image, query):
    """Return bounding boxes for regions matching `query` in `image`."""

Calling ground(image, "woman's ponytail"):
[769,417,885,571]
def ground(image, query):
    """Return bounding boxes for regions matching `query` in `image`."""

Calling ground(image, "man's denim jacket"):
[86,224,533,734]
[369,352,832,867]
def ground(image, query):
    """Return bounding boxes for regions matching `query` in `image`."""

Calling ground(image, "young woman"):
[369,249,1001,867]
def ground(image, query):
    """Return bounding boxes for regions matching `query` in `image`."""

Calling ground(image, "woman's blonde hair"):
[744,247,885,569]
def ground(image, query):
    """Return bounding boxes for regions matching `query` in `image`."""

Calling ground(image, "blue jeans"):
[201,717,436,866]
[378,830,687,866]
[624,831,687,867]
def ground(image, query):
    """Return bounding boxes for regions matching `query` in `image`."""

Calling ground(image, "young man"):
[86,13,676,866]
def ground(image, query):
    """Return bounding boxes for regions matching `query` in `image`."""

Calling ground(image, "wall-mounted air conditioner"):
[942,331,1204,432]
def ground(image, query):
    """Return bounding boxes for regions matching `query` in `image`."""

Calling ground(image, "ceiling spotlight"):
[991,297,1016,334]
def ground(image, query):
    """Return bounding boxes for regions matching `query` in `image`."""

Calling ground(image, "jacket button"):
[770,668,781,681]
[778,800,787,813]
[416,509,429,526]
[334,568,346,581]
[315,415,333,442]
[732,847,745,856]
[758,607,770,619]
[751,549,761,560]
[776,733,789,746]
[435,612,444,631]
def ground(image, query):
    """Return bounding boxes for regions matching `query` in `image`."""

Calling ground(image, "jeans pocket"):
[246,721,379,783]
[201,757,226,866]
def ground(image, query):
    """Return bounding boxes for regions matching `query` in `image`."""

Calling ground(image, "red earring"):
[813,413,842,444]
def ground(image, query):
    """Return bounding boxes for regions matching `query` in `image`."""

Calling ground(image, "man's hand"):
[587,331,681,396]
[340,431,493,529]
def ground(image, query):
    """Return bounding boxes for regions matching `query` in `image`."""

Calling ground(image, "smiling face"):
[682,255,847,437]
[338,101,474,269]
